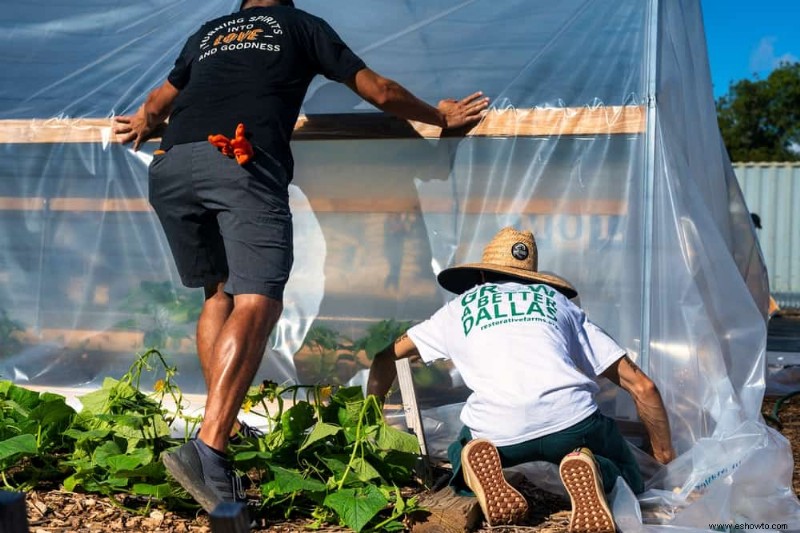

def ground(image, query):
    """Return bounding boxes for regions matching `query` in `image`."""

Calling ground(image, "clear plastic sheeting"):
[0,0,797,530]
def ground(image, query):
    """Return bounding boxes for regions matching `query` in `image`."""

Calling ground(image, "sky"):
[701,0,799,98]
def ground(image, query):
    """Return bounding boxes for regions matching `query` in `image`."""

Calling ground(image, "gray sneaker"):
[162,440,246,513]
[230,420,265,445]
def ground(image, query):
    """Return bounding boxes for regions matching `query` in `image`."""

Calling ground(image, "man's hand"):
[601,355,675,465]
[437,92,490,129]
[653,445,677,465]
[114,80,179,151]
[347,68,489,130]
[114,107,156,151]
[367,333,420,399]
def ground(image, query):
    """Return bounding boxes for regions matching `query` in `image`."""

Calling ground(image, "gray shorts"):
[148,142,293,300]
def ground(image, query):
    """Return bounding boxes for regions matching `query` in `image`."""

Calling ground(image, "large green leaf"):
[0,434,38,461]
[262,465,326,496]
[233,450,272,462]
[106,449,151,473]
[2,399,32,421]
[63,428,112,444]
[103,476,130,488]
[92,441,123,467]
[63,474,80,492]
[303,325,343,351]
[331,386,364,405]
[5,382,41,411]
[350,457,381,482]
[318,455,361,487]
[374,450,417,483]
[318,454,348,479]
[132,483,173,499]
[324,485,388,532]
[38,391,70,405]
[280,402,315,442]
[105,414,145,429]
[1,402,38,435]
[78,383,115,415]
[29,398,75,428]
[337,400,365,429]
[376,424,420,454]
[299,422,341,452]
[147,416,172,439]
[113,461,165,481]
[264,429,285,451]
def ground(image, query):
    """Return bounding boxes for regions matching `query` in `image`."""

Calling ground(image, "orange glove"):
[207,123,253,165]
[208,133,235,157]
[229,123,254,165]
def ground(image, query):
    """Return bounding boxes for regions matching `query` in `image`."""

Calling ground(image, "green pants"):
[448,411,644,495]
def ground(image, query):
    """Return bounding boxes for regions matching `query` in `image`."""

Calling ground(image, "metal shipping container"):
[735,162,800,308]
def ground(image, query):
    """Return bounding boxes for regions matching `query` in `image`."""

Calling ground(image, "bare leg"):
[197,293,282,452]
[197,281,234,389]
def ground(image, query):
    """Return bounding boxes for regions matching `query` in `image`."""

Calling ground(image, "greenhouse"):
[1,0,798,531]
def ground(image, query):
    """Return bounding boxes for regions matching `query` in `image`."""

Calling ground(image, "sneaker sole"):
[163,450,223,513]
[559,452,615,533]
[461,439,528,526]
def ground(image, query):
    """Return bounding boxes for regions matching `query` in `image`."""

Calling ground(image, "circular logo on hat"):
[511,242,529,260]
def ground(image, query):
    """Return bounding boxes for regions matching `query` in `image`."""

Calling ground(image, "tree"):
[716,62,800,162]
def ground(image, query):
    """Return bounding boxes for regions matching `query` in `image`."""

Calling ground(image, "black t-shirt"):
[161,6,366,179]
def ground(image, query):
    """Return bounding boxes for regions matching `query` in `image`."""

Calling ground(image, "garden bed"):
[15,395,798,533]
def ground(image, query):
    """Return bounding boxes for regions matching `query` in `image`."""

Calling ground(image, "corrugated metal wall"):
[734,163,800,308]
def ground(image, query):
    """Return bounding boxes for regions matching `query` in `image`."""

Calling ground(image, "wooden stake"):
[396,358,432,484]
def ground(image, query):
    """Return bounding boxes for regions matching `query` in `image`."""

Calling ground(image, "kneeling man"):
[368,227,675,532]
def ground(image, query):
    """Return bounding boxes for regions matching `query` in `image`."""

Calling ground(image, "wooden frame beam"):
[0,106,645,144]
[0,196,627,215]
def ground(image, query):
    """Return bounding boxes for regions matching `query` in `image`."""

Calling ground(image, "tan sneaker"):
[461,438,528,526]
[559,448,615,533]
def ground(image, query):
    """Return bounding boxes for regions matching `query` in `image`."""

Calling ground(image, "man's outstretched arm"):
[346,68,489,130]
[601,355,676,464]
[114,80,180,151]
[367,332,420,399]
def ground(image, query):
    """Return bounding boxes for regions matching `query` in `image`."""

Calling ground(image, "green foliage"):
[235,381,421,531]
[299,319,414,385]
[350,320,413,361]
[0,348,423,530]
[0,381,76,490]
[716,61,800,161]
[117,281,203,350]
[61,350,189,500]
[0,309,24,357]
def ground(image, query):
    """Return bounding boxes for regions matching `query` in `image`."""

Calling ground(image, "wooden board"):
[0,195,627,215]
[0,106,645,144]
[410,489,482,533]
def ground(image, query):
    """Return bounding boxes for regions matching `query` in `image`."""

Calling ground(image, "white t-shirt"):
[407,281,625,446]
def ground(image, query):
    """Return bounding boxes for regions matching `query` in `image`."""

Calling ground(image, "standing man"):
[114,0,489,513]
[367,227,675,531]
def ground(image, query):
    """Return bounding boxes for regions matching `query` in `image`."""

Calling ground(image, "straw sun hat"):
[437,227,578,298]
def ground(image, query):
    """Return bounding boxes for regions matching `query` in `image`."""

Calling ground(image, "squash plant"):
[235,381,422,531]
[0,347,424,531]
